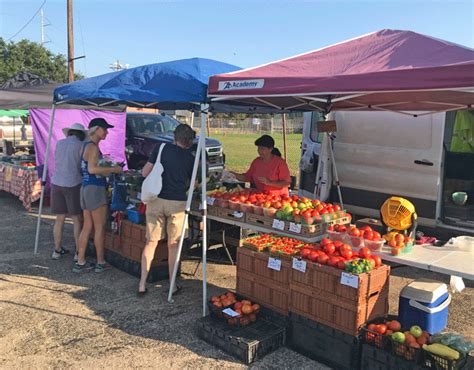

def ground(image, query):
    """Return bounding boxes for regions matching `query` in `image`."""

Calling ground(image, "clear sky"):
[1,0,473,78]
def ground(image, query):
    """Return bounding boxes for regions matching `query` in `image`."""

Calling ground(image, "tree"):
[0,38,83,84]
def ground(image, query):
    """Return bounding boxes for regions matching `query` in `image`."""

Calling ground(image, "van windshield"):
[127,113,180,136]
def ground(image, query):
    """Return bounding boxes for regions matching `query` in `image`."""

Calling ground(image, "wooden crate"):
[246,213,351,237]
[236,247,291,315]
[208,205,247,223]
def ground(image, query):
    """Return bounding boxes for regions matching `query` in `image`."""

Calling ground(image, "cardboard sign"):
[317,120,337,133]
[289,222,302,233]
[268,257,282,271]
[340,272,359,288]
[272,219,285,231]
[292,258,307,273]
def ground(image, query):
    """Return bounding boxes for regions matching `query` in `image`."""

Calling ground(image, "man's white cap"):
[62,123,87,137]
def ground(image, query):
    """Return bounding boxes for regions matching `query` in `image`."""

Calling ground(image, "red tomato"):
[349,228,361,237]
[323,243,336,255]
[337,225,347,232]
[328,256,340,267]
[359,247,372,259]
[327,225,335,231]
[341,249,353,260]
[317,253,329,265]
[394,233,405,243]
[361,225,373,232]
[372,255,382,267]
[334,205,341,211]
[333,240,343,249]
[375,324,387,334]
[340,244,352,254]
[309,251,320,262]
[372,231,381,241]
[366,258,376,269]
[321,238,332,245]
[388,240,397,248]
[337,260,346,269]
[363,230,374,240]
[300,248,312,259]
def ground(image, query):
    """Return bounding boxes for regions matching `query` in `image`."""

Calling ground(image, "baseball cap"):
[89,118,114,129]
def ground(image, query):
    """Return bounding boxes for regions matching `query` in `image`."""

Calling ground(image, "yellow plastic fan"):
[381,197,416,231]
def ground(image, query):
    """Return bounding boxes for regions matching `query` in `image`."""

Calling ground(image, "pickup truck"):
[125,112,224,180]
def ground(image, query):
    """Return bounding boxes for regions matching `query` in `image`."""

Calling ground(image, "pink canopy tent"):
[208,29,474,115]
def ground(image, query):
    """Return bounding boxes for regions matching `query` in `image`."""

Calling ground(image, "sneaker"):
[72,262,94,273]
[73,252,78,262]
[94,263,111,273]
[52,247,70,260]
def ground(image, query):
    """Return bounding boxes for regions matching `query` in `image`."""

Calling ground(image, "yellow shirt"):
[450,110,474,153]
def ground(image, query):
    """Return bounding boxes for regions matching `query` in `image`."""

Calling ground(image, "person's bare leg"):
[139,240,159,292]
[77,211,92,264]
[91,205,107,264]
[53,215,66,251]
[71,215,82,252]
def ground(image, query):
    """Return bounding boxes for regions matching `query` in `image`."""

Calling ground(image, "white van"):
[299,110,474,236]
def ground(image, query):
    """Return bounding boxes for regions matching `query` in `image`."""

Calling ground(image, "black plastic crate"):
[196,315,286,364]
[361,343,426,370]
[288,312,360,370]
[392,339,423,363]
[422,351,468,370]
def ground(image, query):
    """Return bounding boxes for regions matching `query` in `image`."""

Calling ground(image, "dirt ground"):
[0,191,473,369]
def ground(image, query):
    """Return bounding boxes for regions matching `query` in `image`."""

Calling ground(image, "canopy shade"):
[0,109,29,117]
[54,58,240,110]
[0,72,62,109]
[208,29,474,114]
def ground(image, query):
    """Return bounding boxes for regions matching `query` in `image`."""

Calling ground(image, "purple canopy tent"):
[30,108,127,189]
[209,29,474,115]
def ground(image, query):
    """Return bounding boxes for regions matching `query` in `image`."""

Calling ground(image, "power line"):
[7,0,47,41]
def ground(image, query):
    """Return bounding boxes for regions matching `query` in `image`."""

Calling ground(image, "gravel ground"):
[0,191,472,369]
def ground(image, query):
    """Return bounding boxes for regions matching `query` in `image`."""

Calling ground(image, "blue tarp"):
[54,58,240,110]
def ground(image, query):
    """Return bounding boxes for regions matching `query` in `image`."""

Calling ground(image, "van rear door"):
[331,111,444,227]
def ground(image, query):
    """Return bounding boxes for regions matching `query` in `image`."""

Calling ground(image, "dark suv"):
[125,112,224,179]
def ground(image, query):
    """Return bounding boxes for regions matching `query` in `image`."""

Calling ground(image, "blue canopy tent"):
[34,58,241,315]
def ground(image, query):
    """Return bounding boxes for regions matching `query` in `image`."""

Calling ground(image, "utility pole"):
[40,8,51,46]
[67,0,74,82]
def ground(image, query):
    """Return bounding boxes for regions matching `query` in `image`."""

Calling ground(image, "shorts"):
[51,184,82,215]
[80,185,108,211]
[146,197,187,243]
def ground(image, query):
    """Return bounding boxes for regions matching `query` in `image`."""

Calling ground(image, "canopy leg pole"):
[326,112,343,208]
[168,111,203,303]
[282,113,287,159]
[34,104,57,254]
[200,104,209,317]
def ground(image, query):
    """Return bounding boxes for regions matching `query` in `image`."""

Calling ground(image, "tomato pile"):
[385,232,415,256]
[210,291,260,326]
[19,162,36,168]
[299,238,383,273]
[210,190,350,224]
[243,234,313,256]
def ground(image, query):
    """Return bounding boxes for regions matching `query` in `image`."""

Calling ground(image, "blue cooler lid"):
[401,279,448,307]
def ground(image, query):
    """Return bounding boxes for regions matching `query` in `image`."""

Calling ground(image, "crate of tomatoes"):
[209,292,261,327]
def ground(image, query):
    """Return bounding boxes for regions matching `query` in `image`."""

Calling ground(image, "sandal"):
[52,247,70,260]
[137,288,148,296]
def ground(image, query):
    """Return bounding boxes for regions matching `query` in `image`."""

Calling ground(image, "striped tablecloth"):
[0,163,41,211]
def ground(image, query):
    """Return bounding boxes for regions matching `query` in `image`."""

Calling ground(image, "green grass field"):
[210,132,302,176]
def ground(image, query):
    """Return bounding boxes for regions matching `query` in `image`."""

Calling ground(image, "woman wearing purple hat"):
[73,118,122,273]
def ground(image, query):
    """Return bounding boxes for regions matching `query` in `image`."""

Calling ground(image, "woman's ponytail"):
[272,147,282,157]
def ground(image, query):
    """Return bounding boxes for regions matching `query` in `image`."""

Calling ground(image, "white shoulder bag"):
[141,144,166,204]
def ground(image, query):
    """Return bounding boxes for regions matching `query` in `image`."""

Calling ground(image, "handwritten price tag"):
[340,272,359,289]
[272,219,285,231]
[232,211,244,218]
[292,258,307,273]
[268,257,282,271]
[206,197,216,205]
[222,308,240,317]
[289,222,302,233]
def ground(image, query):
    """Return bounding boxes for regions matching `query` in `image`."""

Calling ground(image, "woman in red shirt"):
[231,135,291,196]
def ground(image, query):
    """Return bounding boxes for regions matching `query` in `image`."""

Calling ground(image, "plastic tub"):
[365,239,385,251]
[349,235,365,248]
[327,230,347,243]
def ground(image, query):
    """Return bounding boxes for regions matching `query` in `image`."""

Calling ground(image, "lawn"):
[210,132,302,177]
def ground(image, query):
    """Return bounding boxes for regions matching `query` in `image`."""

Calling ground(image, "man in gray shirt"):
[50,123,87,260]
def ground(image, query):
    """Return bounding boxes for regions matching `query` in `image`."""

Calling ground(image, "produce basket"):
[365,239,385,251]
[208,300,233,318]
[327,230,348,243]
[422,350,467,370]
[391,338,423,363]
[349,235,365,248]
[360,317,393,350]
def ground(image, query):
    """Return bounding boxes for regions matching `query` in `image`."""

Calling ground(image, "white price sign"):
[340,272,359,289]
[206,197,216,205]
[292,258,307,273]
[232,211,244,218]
[268,257,282,271]
[222,308,240,317]
[272,219,285,231]
[289,222,302,233]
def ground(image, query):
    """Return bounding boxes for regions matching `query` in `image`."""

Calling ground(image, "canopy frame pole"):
[200,104,209,317]
[167,110,203,303]
[282,113,288,159]
[325,109,343,208]
[33,103,57,254]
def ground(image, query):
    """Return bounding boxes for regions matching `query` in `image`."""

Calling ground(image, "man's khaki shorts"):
[146,197,187,243]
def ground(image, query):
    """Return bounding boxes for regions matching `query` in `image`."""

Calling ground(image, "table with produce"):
[200,188,473,368]
[0,155,40,211]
